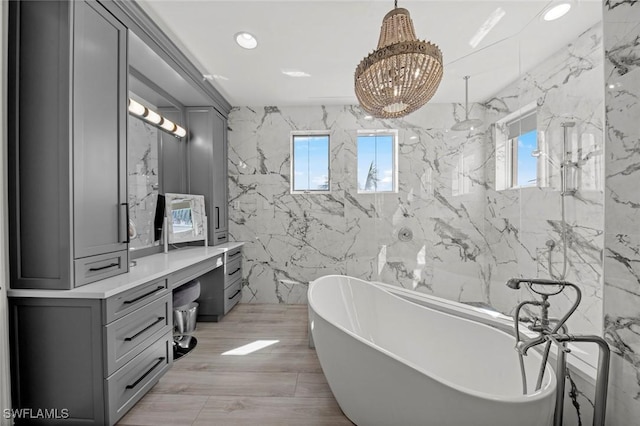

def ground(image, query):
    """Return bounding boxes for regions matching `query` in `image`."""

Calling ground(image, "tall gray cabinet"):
[186,107,229,245]
[8,0,129,290]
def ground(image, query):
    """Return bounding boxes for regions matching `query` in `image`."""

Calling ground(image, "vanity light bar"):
[128,98,187,138]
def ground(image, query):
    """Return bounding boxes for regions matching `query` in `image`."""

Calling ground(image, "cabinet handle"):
[228,268,241,277]
[125,357,165,390]
[217,235,226,241]
[215,206,220,230]
[124,317,165,342]
[89,262,119,272]
[228,250,241,259]
[228,289,242,300]
[123,286,165,305]
[119,203,129,243]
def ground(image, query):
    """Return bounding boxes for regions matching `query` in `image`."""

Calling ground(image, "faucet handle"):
[546,334,572,353]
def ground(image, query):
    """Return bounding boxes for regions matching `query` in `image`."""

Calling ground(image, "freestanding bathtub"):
[308,275,557,426]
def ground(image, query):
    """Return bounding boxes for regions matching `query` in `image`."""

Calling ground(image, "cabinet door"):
[186,108,215,241]
[73,1,128,259]
[186,108,229,245]
[211,111,229,237]
[159,108,187,194]
[10,298,106,425]
[8,0,74,289]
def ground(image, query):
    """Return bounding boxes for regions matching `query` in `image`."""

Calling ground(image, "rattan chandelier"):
[355,1,443,119]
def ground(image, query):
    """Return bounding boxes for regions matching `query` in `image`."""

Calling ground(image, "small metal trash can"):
[173,302,199,334]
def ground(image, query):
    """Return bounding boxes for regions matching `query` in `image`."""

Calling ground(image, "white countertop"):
[8,242,244,299]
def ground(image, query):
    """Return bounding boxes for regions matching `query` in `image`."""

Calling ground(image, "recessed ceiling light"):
[281,69,311,78]
[542,3,571,21]
[235,32,258,49]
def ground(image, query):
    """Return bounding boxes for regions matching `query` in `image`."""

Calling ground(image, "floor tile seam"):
[293,372,300,397]
[188,395,210,426]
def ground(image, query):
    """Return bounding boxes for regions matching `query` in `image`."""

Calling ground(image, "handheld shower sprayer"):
[506,277,573,297]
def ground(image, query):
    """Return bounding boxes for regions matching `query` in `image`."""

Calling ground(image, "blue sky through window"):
[517,130,537,187]
[357,134,395,192]
[292,135,329,191]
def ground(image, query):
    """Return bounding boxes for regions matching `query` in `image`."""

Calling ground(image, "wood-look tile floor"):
[117,304,354,426]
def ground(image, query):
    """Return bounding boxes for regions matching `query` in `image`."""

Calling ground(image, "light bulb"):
[128,99,146,116]
[160,118,176,132]
[144,109,162,125]
[174,126,187,138]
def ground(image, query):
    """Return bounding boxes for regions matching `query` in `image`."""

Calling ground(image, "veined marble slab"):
[603,0,640,423]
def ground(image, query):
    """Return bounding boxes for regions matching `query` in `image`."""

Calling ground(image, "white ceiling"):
[137,0,602,106]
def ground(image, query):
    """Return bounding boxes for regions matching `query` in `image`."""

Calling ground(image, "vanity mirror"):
[127,30,209,257]
[163,193,207,246]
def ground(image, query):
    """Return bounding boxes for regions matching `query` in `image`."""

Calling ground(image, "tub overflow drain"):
[398,227,413,242]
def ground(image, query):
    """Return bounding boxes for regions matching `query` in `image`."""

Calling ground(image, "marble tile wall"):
[602,0,640,423]
[228,23,604,340]
[482,23,605,363]
[228,105,489,304]
[128,116,160,250]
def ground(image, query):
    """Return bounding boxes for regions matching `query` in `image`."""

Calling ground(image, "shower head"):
[451,118,484,131]
[452,76,484,131]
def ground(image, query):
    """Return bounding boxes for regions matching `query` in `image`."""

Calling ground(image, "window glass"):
[495,106,539,190]
[291,134,330,192]
[515,129,538,187]
[357,133,396,193]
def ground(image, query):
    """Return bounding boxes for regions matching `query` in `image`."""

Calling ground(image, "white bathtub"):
[308,275,557,426]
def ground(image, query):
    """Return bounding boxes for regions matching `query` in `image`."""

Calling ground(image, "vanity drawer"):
[225,257,242,285]
[224,279,242,314]
[104,278,169,323]
[106,332,172,425]
[168,255,223,289]
[74,250,128,287]
[225,247,242,262]
[104,294,171,376]
[214,231,228,245]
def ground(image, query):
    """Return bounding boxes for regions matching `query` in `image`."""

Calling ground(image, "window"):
[357,131,397,193]
[291,132,330,193]
[496,105,540,190]
[509,111,538,187]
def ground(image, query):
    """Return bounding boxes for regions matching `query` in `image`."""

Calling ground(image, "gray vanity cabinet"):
[196,246,242,321]
[9,289,172,425]
[186,107,229,245]
[8,0,128,290]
